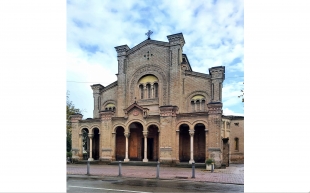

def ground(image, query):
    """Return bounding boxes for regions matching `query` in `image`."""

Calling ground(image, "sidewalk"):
[67,163,244,185]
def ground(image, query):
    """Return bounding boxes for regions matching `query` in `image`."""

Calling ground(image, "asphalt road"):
[67,177,244,192]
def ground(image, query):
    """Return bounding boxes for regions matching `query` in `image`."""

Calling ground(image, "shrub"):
[206,158,214,165]
[67,152,72,158]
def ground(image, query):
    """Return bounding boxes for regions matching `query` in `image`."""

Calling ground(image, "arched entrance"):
[143,125,159,161]
[179,124,190,162]
[129,122,143,161]
[92,128,100,160]
[115,126,125,160]
[194,123,206,163]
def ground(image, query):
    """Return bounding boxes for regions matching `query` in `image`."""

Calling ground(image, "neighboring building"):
[69,32,244,168]
[221,115,244,165]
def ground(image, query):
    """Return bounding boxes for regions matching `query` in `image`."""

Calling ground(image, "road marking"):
[68,185,152,193]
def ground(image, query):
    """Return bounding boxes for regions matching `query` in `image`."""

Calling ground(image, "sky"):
[66,0,244,119]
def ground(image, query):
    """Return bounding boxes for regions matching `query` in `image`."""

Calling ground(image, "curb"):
[67,174,244,185]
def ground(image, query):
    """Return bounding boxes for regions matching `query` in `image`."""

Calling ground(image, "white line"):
[68,185,152,193]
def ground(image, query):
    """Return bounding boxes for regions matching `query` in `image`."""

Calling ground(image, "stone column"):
[176,129,180,163]
[189,130,195,164]
[124,133,130,162]
[79,133,83,158]
[151,84,154,98]
[143,131,148,162]
[88,133,94,161]
[205,129,208,160]
[144,85,147,99]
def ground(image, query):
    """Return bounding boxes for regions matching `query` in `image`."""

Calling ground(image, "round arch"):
[129,64,168,105]
[176,121,193,131]
[192,120,208,128]
[125,119,146,133]
[146,122,161,132]
[112,123,126,133]
[89,125,101,134]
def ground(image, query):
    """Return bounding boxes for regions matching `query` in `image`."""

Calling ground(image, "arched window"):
[234,138,239,151]
[104,103,116,112]
[191,101,195,112]
[201,99,205,111]
[154,83,158,98]
[138,75,159,99]
[196,100,200,111]
[139,84,144,99]
[146,84,151,98]
[190,95,206,112]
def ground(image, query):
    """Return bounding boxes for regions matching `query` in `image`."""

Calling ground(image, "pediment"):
[127,39,169,55]
[124,102,149,118]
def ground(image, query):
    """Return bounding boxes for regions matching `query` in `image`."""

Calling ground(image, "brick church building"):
[69,32,244,168]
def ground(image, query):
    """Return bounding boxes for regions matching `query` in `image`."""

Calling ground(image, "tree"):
[66,91,83,152]
[238,82,244,103]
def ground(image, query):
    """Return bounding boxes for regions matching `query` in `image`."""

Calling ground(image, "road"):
[67,177,244,192]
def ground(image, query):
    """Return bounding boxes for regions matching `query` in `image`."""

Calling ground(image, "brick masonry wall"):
[229,119,244,163]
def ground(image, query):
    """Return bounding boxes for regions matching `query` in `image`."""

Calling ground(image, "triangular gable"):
[124,102,149,118]
[127,39,169,55]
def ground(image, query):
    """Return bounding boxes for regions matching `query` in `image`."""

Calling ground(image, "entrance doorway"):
[179,124,190,162]
[129,122,143,161]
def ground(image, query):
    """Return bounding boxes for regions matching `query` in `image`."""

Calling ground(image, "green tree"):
[66,91,83,152]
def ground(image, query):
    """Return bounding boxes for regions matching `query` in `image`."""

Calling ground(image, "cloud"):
[67,0,244,118]
[223,108,244,116]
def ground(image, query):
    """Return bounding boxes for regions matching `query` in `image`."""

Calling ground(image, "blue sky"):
[66,0,244,118]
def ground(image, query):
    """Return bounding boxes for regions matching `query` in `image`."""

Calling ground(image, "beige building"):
[70,32,244,168]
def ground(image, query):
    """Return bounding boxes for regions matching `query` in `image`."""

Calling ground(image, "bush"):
[206,158,214,165]
[67,152,72,158]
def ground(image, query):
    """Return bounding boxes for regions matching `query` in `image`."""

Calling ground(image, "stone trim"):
[127,39,169,55]
[129,64,168,105]
[102,148,112,151]
[185,70,210,79]
[208,147,221,151]
[101,81,117,93]
[159,106,178,117]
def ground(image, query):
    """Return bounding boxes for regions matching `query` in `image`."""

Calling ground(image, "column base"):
[124,158,130,162]
[189,159,195,164]
[143,159,148,162]
[88,158,94,161]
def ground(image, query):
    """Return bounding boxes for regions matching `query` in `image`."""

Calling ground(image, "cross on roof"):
[145,30,153,39]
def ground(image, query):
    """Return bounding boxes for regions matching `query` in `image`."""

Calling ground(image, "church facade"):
[69,32,243,168]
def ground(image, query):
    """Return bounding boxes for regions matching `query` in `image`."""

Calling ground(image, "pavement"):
[67,163,244,185]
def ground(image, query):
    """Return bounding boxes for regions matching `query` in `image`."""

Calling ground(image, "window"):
[234,138,239,151]
[138,75,159,99]
[146,84,151,98]
[190,95,206,112]
[154,83,158,98]
[196,100,200,111]
[191,101,195,112]
[201,99,205,111]
[139,84,144,99]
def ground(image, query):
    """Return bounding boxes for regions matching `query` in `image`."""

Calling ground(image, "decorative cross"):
[145,30,153,39]
[144,51,153,60]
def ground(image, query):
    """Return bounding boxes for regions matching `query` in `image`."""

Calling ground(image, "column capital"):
[143,132,148,138]
[189,130,195,136]
[124,132,130,138]
[88,134,94,138]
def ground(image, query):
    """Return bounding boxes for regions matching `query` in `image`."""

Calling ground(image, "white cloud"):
[223,108,244,116]
[67,0,244,118]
